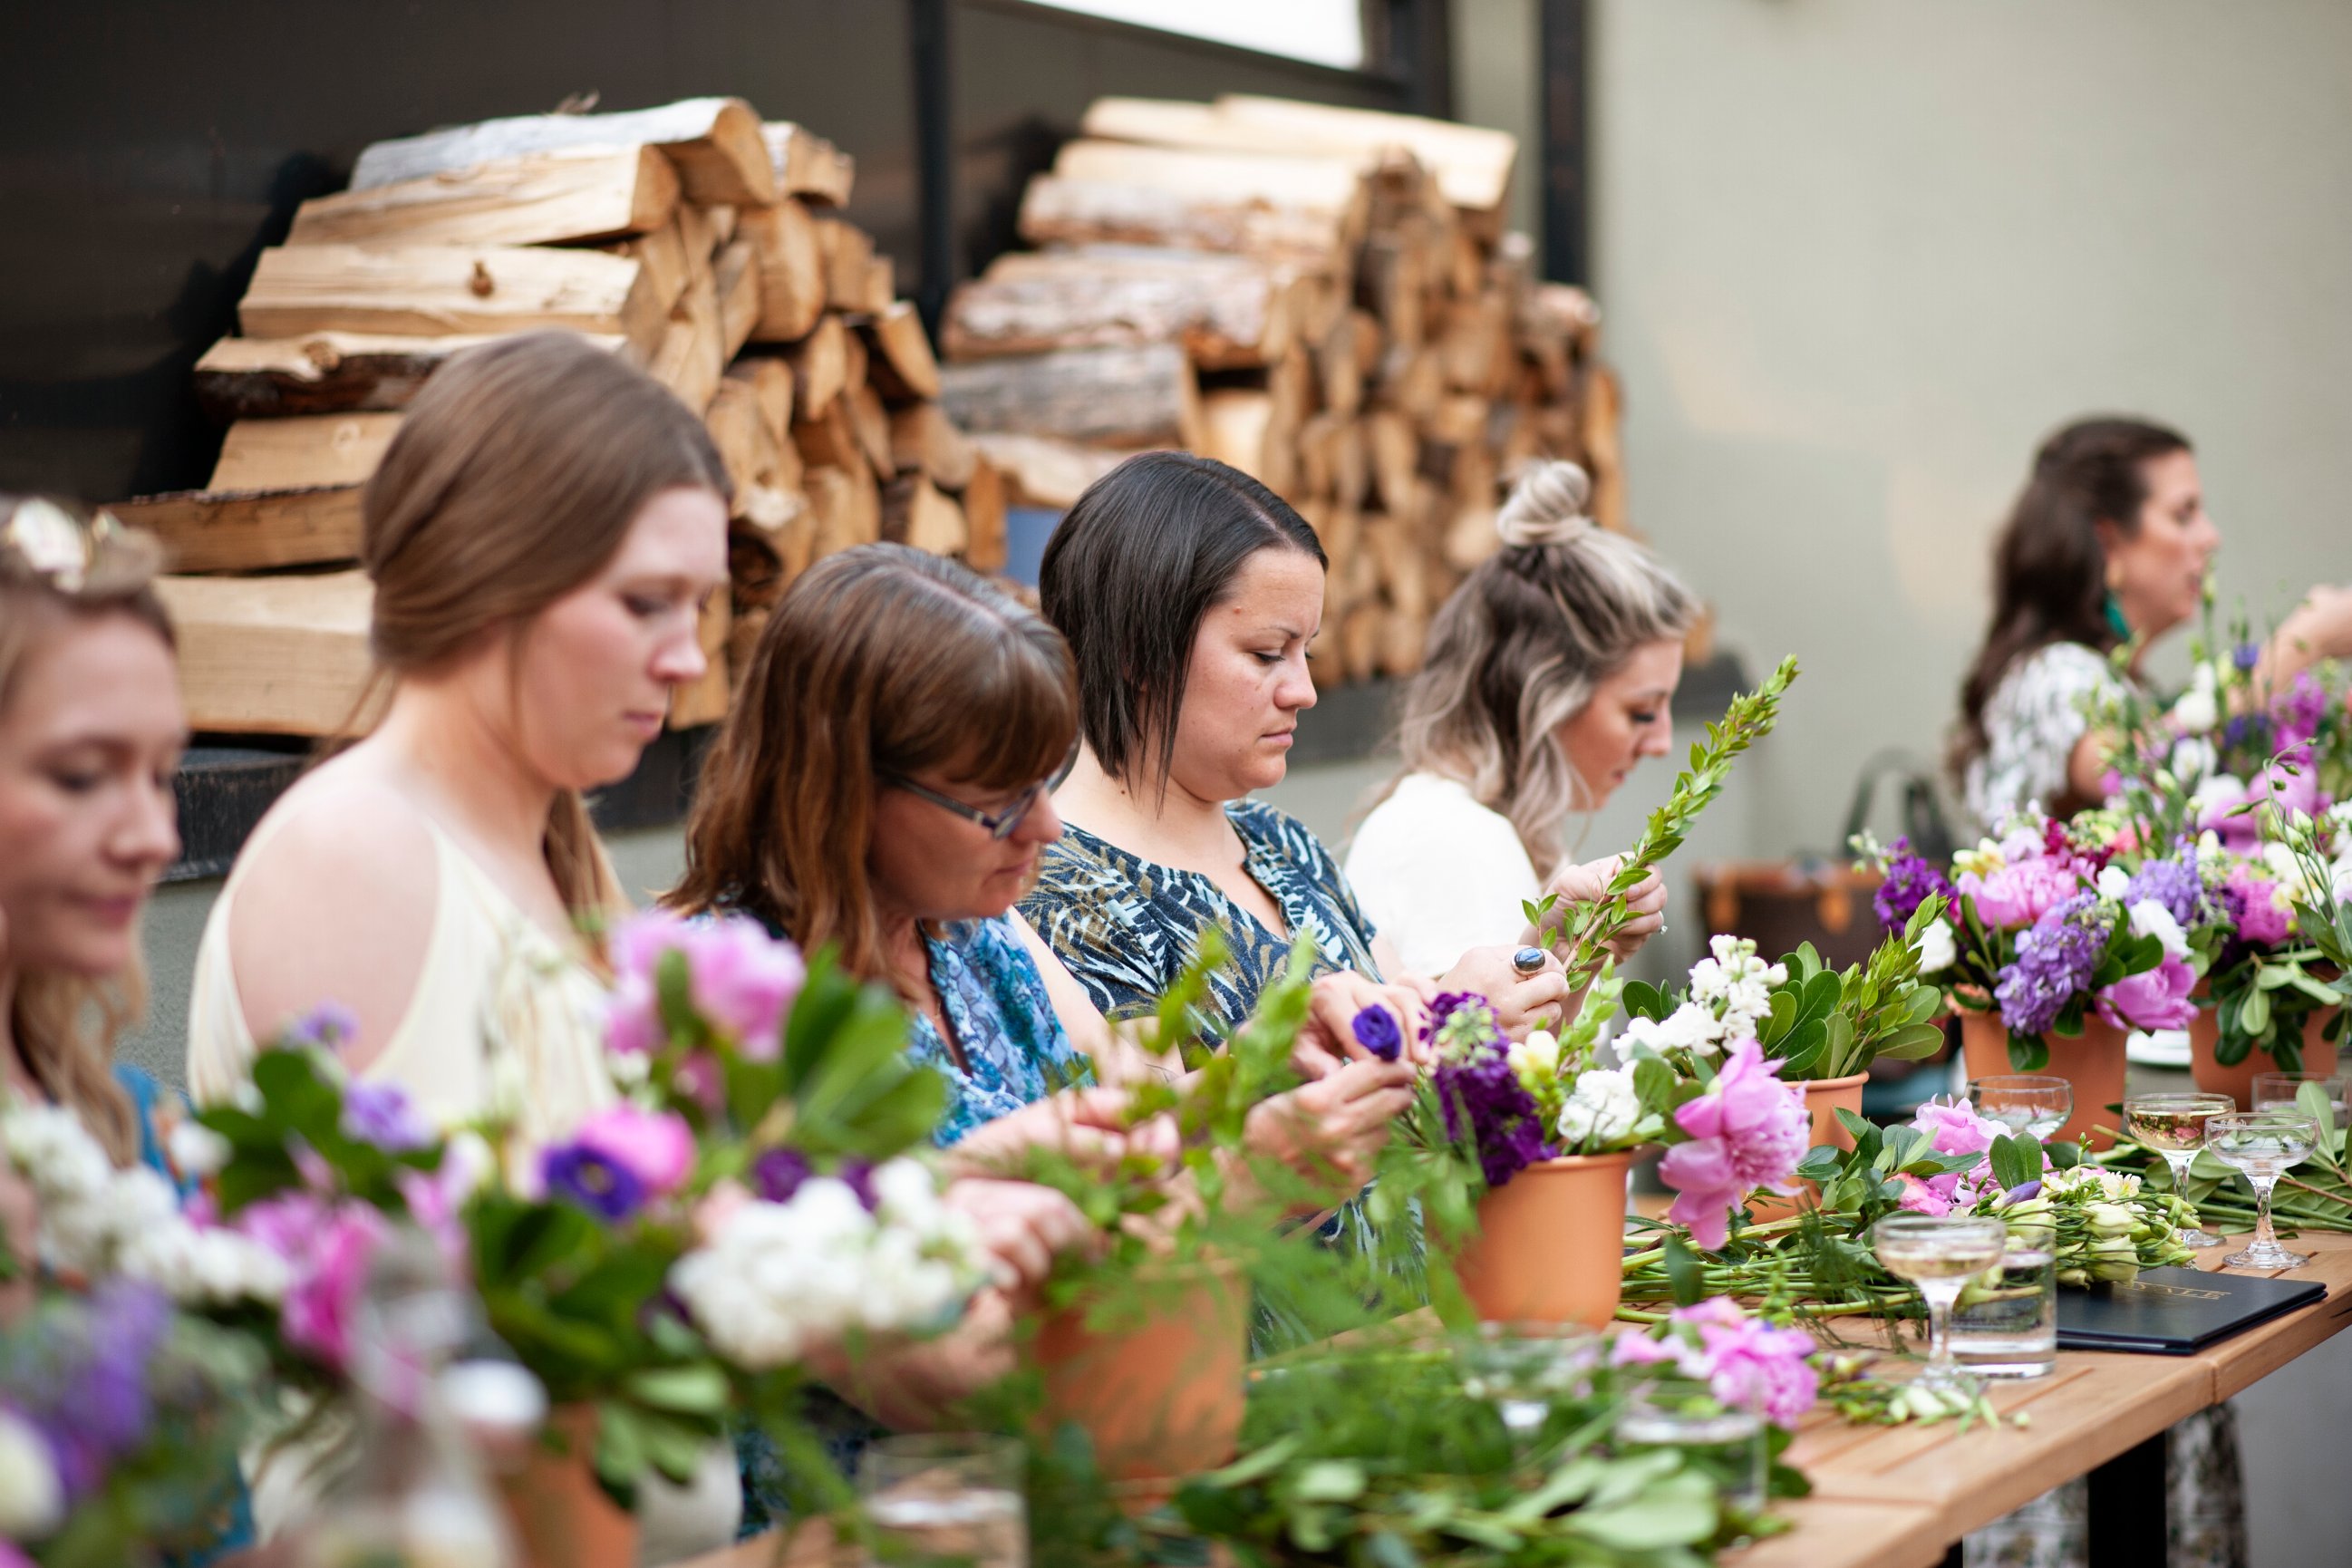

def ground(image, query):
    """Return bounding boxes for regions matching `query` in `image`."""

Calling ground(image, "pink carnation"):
[574,1105,695,1198]
[606,911,805,1060]
[2096,953,2197,1032]
[1958,857,2083,931]
[239,1192,384,1374]
[1660,1040,1809,1250]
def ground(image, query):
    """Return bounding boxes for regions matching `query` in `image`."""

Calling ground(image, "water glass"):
[1873,1215,2010,1393]
[1457,1322,1599,1464]
[2206,1110,2320,1272]
[2123,1092,2234,1248]
[860,1434,1029,1568]
[2250,1072,2347,1125]
[1950,1217,2057,1378]
[1613,1377,1765,1512]
[1966,1075,2073,1141]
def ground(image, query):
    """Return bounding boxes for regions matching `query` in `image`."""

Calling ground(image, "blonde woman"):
[1345,461,1698,980]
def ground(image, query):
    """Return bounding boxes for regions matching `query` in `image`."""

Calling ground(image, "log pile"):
[132,97,1008,737]
[938,94,1620,684]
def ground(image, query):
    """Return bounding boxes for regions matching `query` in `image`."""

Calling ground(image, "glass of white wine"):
[1457,1322,1600,1466]
[2207,1110,2320,1271]
[2250,1072,2348,1124]
[1872,1215,2009,1393]
[1966,1075,2073,1141]
[2123,1092,2235,1248]
[860,1434,1029,1568]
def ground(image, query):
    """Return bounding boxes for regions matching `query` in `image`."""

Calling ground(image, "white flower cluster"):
[0,1099,286,1306]
[1554,1063,1641,1150]
[1621,935,1787,1059]
[0,1407,62,1537]
[669,1157,988,1371]
[2172,659,2223,737]
[2042,1164,2142,1204]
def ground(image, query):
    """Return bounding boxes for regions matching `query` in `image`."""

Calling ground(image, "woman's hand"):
[1435,945,1571,1038]
[1242,1057,1417,1204]
[1535,855,1667,963]
[2272,585,2352,673]
[943,1177,1100,1299]
[944,1086,1175,1181]
[1293,970,1433,1076]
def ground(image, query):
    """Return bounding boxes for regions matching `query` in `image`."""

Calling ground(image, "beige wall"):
[1556,0,2352,852]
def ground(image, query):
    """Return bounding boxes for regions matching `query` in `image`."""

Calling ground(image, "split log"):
[351,97,777,208]
[209,411,402,492]
[1051,140,1363,223]
[959,459,1007,573]
[1198,390,1293,497]
[1018,177,1350,267]
[704,380,773,511]
[838,322,869,399]
[1583,364,1625,533]
[881,475,968,557]
[762,122,855,207]
[791,399,865,474]
[938,344,1200,451]
[603,222,692,313]
[238,245,665,356]
[887,401,977,489]
[712,239,761,360]
[728,605,773,673]
[814,218,876,313]
[858,302,941,402]
[805,463,879,557]
[192,331,631,420]
[943,247,1292,370]
[847,254,895,318]
[288,146,678,248]
[115,485,365,575]
[155,570,375,736]
[966,434,1128,510]
[671,594,732,728]
[1211,95,1515,234]
[724,357,796,448]
[737,199,826,342]
[678,205,727,283]
[649,275,726,413]
[846,384,895,477]
[783,315,848,416]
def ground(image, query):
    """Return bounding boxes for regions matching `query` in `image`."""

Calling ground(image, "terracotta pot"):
[1747,1071,1873,1223]
[1035,1259,1248,1485]
[2188,1006,2340,1108]
[1958,1011,2128,1150]
[498,1404,639,1568]
[1453,1151,1635,1328]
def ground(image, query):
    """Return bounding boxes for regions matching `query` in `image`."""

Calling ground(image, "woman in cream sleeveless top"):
[187,807,613,1147]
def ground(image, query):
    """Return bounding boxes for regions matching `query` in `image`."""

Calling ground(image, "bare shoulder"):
[226,767,441,1061]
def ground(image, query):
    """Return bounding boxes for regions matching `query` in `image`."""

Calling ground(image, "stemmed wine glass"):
[2207,1110,2320,1271]
[2251,1072,2348,1124]
[1872,1215,2009,1394]
[1457,1322,1598,1466]
[1966,1076,2073,1141]
[2123,1092,2234,1248]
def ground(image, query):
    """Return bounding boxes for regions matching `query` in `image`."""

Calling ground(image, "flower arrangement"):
[1607,1296,1819,1430]
[0,1280,261,1567]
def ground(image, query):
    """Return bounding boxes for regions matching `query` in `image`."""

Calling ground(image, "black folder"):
[2055,1266,2326,1354]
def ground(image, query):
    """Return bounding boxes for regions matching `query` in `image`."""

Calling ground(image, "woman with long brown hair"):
[186,332,732,1143]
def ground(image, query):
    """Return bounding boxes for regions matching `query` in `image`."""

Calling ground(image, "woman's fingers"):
[944,1178,1097,1292]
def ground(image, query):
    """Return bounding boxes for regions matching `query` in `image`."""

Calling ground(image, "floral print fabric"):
[1964,642,2137,833]
[905,915,1091,1147]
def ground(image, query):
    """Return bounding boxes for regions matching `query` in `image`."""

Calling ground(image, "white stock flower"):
[2191,774,2248,824]
[2096,865,2131,902]
[1913,919,1958,974]
[1554,1065,1641,1150]
[5,1103,111,1204]
[1621,1001,1722,1058]
[168,1119,231,1179]
[1508,1029,1563,1084]
[2173,669,2219,735]
[2171,736,2217,787]
[2126,899,2191,962]
[0,1408,63,1538]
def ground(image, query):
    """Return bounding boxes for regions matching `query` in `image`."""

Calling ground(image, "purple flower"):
[1993,893,2111,1037]
[2234,642,2262,673]
[15,1281,172,1501]
[2124,855,2204,930]
[1433,1040,1553,1189]
[1873,837,1954,933]
[283,1001,360,1052]
[339,1080,434,1152]
[2222,711,2270,759]
[1957,856,2082,932]
[2274,672,2329,749]
[840,1159,879,1213]
[541,1143,647,1223]
[750,1147,813,1203]
[2002,1180,2044,1205]
[1351,1005,1404,1061]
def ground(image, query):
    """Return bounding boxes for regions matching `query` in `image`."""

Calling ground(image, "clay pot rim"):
[1518,1148,1641,1173]
[1788,1069,1873,1091]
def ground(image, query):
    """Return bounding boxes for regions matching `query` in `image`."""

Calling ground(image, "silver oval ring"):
[1511,945,1547,976]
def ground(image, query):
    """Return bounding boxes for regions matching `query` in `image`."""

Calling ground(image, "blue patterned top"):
[905,916,1092,1146]
[1017,799,1385,1025]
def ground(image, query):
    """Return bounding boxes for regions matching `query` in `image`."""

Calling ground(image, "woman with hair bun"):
[1954,415,2352,830]
[1346,460,1697,980]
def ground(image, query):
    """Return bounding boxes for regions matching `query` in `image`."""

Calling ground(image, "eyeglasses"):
[1,498,128,594]
[882,744,1079,841]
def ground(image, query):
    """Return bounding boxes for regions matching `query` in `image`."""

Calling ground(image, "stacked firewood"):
[936,94,1620,684]
[126,97,1006,738]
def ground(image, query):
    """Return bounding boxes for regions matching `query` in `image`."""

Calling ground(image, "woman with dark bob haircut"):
[1020,451,1569,1053]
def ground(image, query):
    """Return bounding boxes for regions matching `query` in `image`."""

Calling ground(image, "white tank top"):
[186,808,616,1146]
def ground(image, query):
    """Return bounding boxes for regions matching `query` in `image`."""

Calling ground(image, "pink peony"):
[2226,866,2292,947]
[1911,1096,2003,1158]
[1610,1331,1690,1370]
[1695,1315,1820,1428]
[606,911,806,1060]
[573,1105,696,1197]
[1958,857,2083,931]
[1892,1171,1960,1216]
[2096,954,2198,1032]
[1660,1040,1810,1250]
[239,1193,384,1373]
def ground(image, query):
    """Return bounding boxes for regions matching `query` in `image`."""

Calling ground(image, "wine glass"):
[1872,1215,2009,1394]
[2123,1092,2235,1248]
[2207,1110,2320,1271]
[2250,1072,2348,1125]
[1457,1322,1598,1466]
[1966,1075,2073,1141]
[859,1434,1028,1568]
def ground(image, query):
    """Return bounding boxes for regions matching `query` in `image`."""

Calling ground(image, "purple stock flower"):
[1433,1040,1553,1189]
[2223,711,2270,758]
[284,1001,360,1052]
[11,1280,171,1502]
[1351,1005,1404,1061]
[1994,893,2111,1037]
[2275,672,2330,749]
[2124,855,2204,930]
[2233,642,2261,673]
[1873,837,1954,933]
[541,1143,647,1223]
[339,1080,434,1152]
[750,1147,812,1203]
[840,1159,879,1213]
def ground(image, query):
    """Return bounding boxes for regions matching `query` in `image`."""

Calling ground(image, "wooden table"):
[682,1232,2352,1568]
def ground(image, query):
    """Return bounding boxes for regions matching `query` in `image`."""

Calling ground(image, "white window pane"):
[1021,0,1367,70]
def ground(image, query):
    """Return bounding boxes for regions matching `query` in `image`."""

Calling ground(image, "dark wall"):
[0,0,1428,506]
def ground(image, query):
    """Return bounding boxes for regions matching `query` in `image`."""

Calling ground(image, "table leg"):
[2086,1432,2165,1568]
